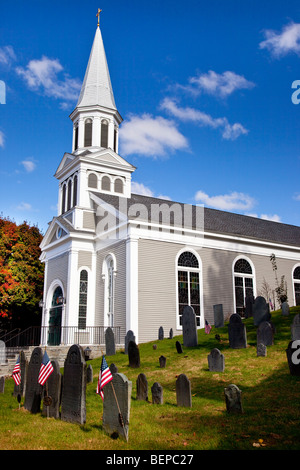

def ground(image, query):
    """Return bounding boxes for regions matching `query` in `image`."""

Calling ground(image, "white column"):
[78,118,84,149]
[126,235,139,343]
[66,250,79,331]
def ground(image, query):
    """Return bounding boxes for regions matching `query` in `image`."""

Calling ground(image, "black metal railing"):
[2,325,121,348]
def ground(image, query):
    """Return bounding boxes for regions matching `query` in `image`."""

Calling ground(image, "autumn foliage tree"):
[0,216,44,329]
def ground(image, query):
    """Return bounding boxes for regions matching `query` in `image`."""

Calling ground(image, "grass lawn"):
[1,307,300,451]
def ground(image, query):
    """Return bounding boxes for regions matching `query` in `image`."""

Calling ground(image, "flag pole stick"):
[44,347,49,418]
[110,381,128,442]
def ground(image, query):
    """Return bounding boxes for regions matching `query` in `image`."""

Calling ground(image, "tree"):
[270,253,288,307]
[0,216,44,328]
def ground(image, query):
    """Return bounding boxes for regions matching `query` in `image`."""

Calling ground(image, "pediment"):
[40,217,70,250]
[55,152,76,176]
[84,148,136,172]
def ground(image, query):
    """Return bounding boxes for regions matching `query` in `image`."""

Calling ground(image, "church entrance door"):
[48,286,63,346]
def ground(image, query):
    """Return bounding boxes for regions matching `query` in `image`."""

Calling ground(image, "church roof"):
[76,26,116,110]
[97,192,300,248]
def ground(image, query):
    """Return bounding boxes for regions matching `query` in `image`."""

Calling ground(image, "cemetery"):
[1,305,300,450]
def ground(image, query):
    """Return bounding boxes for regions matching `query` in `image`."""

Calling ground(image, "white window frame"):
[232,255,256,315]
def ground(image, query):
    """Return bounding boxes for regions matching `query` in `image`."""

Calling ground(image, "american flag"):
[96,355,113,400]
[205,320,212,334]
[12,356,21,386]
[38,350,54,386]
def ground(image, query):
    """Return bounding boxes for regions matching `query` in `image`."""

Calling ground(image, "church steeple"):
[70,14,122,154]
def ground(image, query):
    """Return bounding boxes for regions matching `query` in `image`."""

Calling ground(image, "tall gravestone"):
[24,347,43,414]
[0,376,5,393]
[228,314,247,349]
[207,348,225,372]
[281,302,290,316]
[257,321,274,346]
[291,314,300,340]
[105,327,116,356]
[176,374,192,408]
[224,384,243,413]
[213,304,224,328]
[0,340,6,364]
[245,292,255,318]
[151,382,163,404]
[87,364,93,383]
[125,330,135,354]
[13,350,28,398]
[158,326,164,340]
[128,341,140,368]
[103,373,132,441]
[253,296,271,326]
[42,359,61,419]
[176,341,183,354]
[159,356,167,368]
[136,373,148,401]
[182,305,198,347]
[169,328,173,339]
[61,344,86,425]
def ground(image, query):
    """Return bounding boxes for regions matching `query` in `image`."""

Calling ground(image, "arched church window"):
[177,251,201,327]
[61,183,66,214]
[67,179,72,211]
[88,173,98,189]
[78,270,88,329]
[293,266,300,306]
[114,178,123,194]
[233,258,254,317]
[74,124,79,151]
[84,118,93,147]
[102,175,111,191]
[48,286,63,346]
[101,119,108,148]
[73,175,78,207]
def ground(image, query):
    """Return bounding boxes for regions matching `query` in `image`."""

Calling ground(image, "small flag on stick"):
[12,356,21,386]
[96,355,113,400]
[205,320,212,334]
[38,350,54,386]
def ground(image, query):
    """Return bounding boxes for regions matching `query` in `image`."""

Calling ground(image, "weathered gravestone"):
[125,330,135,354]
[175,341,183,354]
[87,364,93,383]
[0,340,6,364]
[105,327,116,356]
[257,343,267,357]
[0,376,5,393]
[228,314,247,349]
[159,356,167,368]
[224,384,243,413]
[169,328,173,339]
[213,304,224,328]
[176,374,192,408]
[257,321,274,346]
[136,373,148,401]
[286,340,300,376]
[253,296,271,326]
[182,305,198,347]
[158,326,164,340]
[103,373,132,441]
[291,314,300,340]
[61,344,86,424]
[151,382,163,404]
[110,363,118,374]
[245,292,255,318]
[207,348,225,372]
[281,301,290,316]
[13,350,27,397]
[128,341,140,368]
[24,347,43,414]
[42,360,61,419]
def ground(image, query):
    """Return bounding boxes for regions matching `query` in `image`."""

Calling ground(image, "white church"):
[40,19,300,347]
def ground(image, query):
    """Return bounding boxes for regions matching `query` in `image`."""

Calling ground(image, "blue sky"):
[1,0,300,234]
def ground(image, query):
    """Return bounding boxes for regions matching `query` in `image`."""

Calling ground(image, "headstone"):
[102,373,132,441]
[151,382,163,404]
[245,292,255,318]
[257,343,267,357]
[253,296,271,326]
[182,305,198,347]
[176,374,192,408]
[158,326,164,340]
[0,376,4,393]
[224,384,243,413]
[0,340,6,364]
[136,373,148,401]
[286,340,300,376]
[159,356,167,368]
[169,328,173,339]
[228,314,247,349]
[175,341,183,354]
[291,314,300,340]
[61,344,86,425]
[24,347,43,414]
[153,344,157,350]
[87,364,93,383]
[42,360,61,419]
[257,321,274,346]
[105,327,116,356]
[110,363,118,374]
[125,330,135,354]
[281,302,290,316]
[13,350,27,397]
[213,304,224,328]
[207,348,225,372]
[128,341,140,368]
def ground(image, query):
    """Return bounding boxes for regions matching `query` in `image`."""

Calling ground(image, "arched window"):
[74,124,78,151]
[103,256,115,327]
[233,258,254,316]
[101,119,108,148]
[48,286,63,346]
[73,175,78,207]
[78,270,88,329]
[102,175,111,191]
[293,266,300,306]
[61,183,66,214]
[177,251,201,327]
[67,179,72,211]
[114,178,123,194]
[84,118,93,147]
[88,173,98,188]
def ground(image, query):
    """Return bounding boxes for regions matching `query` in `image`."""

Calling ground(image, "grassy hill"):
[1,307,300,450]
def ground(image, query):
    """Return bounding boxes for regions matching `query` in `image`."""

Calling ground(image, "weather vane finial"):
[96,8,102,27]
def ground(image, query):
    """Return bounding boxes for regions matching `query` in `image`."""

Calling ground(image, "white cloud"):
[195,190,255,211]
[0,131,4,148]
[20,160,36,172]
[260,213,281,222]
[0,46,16,66]
[188,70,255,98]
[119,113,189,158]
[17,202,33,211]
[293,193,300,201]
[131,181,171,200]
[161,98,248,140]
[259,22,300,57]
[16,56,81,102]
